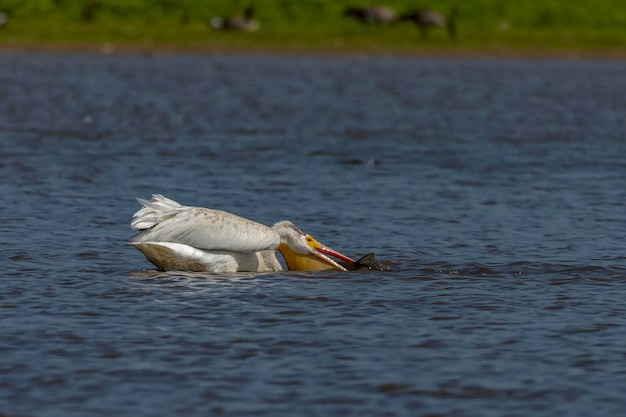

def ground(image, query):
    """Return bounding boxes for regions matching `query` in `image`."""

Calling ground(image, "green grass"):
[1,0,625,54]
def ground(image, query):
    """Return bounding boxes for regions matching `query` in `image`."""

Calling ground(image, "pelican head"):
[272,221,354,271]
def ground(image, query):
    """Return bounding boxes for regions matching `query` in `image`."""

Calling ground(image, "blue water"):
[1,53,626,417]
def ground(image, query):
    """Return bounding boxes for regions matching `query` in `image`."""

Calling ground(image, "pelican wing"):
[130,195,280,253]
[131,194,184,230]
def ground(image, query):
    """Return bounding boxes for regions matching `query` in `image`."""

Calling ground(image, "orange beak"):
[277,235,355,272]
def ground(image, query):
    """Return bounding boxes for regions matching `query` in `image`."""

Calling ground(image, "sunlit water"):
[2,53,626,417]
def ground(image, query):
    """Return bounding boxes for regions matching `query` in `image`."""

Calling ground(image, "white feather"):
[129,242,283,273]
[131,194,183,230]
[130,195,280,253]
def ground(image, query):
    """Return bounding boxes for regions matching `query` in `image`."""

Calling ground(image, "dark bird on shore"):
[344,6,398,25]
[210,5,259,32]
[81,0,99,22]
[0,12,8,29]
[400,9,456,39]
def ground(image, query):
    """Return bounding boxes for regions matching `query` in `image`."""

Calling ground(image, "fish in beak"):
[339,253,390,271]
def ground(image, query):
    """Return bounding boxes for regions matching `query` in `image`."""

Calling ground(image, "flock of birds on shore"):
[0,5,453,39]
[210,5,456,39]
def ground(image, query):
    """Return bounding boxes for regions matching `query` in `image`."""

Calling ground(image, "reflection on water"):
[1,53,626,417]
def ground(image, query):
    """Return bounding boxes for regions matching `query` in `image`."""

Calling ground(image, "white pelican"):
[210,6,260,32]
[344,6,398,25]
[129,195,355,273]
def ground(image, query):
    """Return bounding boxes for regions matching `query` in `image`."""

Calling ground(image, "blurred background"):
[0,0,625,55]
[3,2,626,417]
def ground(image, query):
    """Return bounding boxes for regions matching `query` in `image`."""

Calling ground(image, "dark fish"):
[342,253,390,271]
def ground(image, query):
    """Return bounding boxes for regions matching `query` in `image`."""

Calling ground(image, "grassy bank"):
[0,0,625,55]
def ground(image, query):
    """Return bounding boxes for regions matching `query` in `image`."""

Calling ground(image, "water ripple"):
[2,54,626,417]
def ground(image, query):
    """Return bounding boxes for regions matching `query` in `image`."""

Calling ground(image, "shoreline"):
[1,42,626,61]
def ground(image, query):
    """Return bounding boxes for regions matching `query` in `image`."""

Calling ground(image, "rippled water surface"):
[2,53,626,417]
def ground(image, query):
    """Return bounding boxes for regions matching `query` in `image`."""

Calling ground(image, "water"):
[1,53,626,417]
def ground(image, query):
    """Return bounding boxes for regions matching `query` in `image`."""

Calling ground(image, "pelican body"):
[129,195,354,273]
